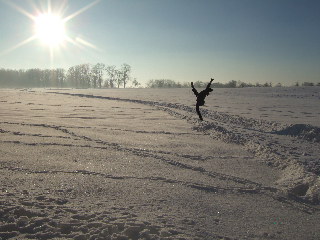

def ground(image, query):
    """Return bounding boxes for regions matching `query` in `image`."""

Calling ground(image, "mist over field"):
[1,86,320,239]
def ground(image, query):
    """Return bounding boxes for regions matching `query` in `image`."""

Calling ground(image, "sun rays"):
[0,0,101,67]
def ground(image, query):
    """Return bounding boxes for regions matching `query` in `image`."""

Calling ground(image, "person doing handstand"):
[191,78,214,121]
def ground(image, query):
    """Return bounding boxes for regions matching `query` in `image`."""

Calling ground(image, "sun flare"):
[0,0,102,63]
[35,14,64,45]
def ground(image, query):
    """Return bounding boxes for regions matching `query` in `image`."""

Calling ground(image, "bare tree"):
[56,68,65,88]
[92,63,105,88]
[105,65,117,88]
[120,63,131,88]
[66,66,79,88]
[80,63,91,88]
[115,69,122,88]
[91,64,98,88]
[97,63,105,88]
[131,78,140,88]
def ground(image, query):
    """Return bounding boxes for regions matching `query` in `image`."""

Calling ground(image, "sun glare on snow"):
[35,14,64,45]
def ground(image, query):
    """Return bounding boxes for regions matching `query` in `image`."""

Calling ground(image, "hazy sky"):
[0,0,319,86]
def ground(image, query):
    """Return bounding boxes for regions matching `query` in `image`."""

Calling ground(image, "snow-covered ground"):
[0,86,319,239]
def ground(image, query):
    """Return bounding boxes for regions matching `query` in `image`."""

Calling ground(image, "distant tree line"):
[146,79,269,88]
[1,66,318,89]
[146,79,186,88]
[294,81,319,87]
[0,63,139,88]
[146,79,320,88]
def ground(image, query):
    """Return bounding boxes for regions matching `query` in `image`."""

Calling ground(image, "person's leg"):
[205,78,214,89]
[191,82,199,97]
[196,104,203,121]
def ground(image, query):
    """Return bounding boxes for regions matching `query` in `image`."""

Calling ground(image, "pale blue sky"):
[0,0,319,86]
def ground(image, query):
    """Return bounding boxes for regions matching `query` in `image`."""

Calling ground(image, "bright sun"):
[1,0,102,60]
[35,14,64,45]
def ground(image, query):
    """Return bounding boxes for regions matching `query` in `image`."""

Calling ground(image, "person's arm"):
[196,104,203,121]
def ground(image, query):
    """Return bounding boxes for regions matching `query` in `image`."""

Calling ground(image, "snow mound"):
[276,164,320,204]
[276,124,320,143]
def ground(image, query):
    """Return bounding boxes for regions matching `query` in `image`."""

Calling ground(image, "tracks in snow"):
[47,91,320,205]
[1,90,319,208]
[1,113,319,212]
[49,91,320,175]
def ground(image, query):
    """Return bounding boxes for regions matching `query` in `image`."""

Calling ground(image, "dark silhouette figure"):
[191,78,214,121]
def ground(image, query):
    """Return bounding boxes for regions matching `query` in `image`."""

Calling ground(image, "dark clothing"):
[197,99,205,106]
[191,79,214,121]
[192,81,213,102]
